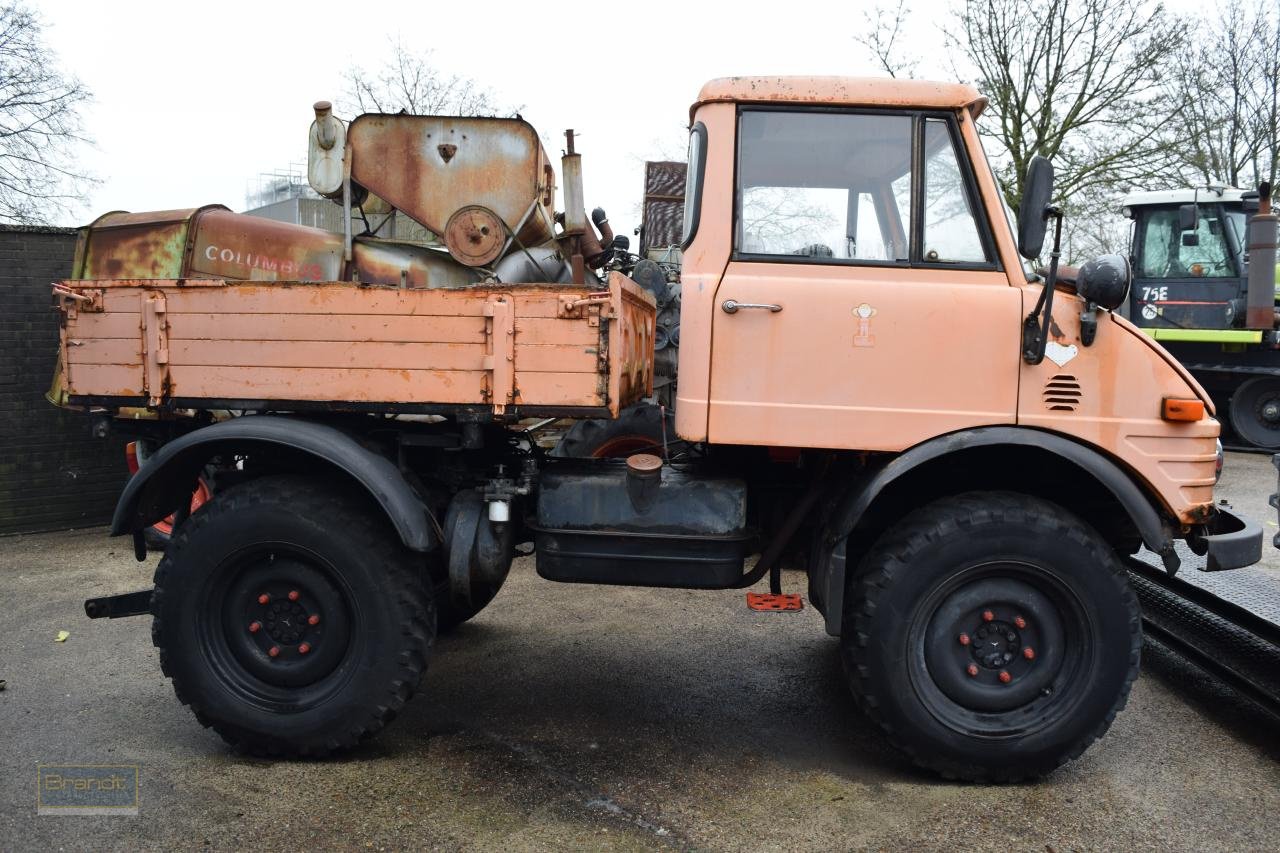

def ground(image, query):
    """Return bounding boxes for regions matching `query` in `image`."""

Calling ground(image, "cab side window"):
[921,119,988,263]
[736,110,994,268]
[737,111,912,262]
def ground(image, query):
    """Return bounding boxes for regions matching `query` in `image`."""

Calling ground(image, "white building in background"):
[242,166,434,244]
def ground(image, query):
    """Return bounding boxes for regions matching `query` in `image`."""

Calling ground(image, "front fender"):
[111,416,436,552]
[815,426,1177,637]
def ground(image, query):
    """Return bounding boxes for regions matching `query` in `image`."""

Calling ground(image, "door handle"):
[722,299,782,314]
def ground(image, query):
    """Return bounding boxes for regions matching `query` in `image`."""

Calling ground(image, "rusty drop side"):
[51,272,655,419]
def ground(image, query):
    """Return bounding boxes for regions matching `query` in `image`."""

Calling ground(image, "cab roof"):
[1120,187,1252,209]
[691,76,987,121]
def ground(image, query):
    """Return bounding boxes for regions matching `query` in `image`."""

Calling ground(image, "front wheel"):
[151,475,435,756]
[842,492,1141,782]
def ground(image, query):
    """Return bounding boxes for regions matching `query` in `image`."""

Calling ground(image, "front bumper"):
[1192,504,1263,571]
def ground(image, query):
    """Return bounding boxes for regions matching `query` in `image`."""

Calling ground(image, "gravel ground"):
[0,454,1277,851]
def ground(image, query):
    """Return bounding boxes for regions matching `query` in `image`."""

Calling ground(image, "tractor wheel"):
[1228,376,1280,449]
[551,402,672,458]
[842,491,1141,782]
[150,475,434,756]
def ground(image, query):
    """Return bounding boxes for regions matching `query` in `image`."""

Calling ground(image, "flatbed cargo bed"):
[50,272,657,420]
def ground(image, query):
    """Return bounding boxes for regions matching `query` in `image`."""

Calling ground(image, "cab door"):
[706,111,1021,451]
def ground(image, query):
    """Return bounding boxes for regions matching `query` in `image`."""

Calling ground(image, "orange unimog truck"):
[54,77,1265,781]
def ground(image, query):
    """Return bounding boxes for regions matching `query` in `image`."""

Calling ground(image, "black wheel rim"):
[909,560,1093,738]
[1230,378,1280,449]
[197,542,360,711]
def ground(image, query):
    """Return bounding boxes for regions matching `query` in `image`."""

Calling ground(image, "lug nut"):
[999,670,1012,684]
[958,633,971,646]
[248,621,261,634]
[1014,615,1027,629]
[966,664,979,677]
[288,590,300,602]
[268,646,280,658]
[308,614,320,626]
[1023,647,1036,660]
[982,610,995,622]
[258,593,270,605]
[298,642,312,655]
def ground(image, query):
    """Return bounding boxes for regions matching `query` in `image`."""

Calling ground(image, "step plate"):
[746,593,804,612]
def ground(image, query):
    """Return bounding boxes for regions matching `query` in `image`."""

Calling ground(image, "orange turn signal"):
[1161,397,1205,422]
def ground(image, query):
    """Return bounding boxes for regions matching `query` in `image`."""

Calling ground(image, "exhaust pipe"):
[1247,181,1277,330]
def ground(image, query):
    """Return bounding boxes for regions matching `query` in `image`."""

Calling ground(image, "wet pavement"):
[1,454,1277,851]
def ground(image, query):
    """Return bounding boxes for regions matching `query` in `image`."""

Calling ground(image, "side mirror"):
[1077,254,1131,310]
[1178,203,1198,232]
[1017,156,1055,260]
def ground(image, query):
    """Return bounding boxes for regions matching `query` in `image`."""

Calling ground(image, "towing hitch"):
[84,589,153,619]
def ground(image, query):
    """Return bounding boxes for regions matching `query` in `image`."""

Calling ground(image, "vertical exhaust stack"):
[1247,182,1278,330]
[562,129,587,284]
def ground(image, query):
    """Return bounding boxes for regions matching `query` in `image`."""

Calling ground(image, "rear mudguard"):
[111,416,436,552]
[812,426,1178,637]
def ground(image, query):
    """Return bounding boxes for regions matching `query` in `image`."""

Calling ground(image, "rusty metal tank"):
[346,115,557,267]
[73,207,484,288]
[75,207,346,282]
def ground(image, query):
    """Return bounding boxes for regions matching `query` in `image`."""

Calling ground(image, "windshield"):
[1138,206,1236,278]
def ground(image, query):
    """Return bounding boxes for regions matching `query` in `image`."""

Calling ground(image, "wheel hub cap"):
[923,575,1067,713]
[220,555,351,688]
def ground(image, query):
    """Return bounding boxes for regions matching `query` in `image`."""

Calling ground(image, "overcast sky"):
[38,0,1198,239]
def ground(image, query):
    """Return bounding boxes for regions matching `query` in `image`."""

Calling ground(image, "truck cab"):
[60,77,1264,782]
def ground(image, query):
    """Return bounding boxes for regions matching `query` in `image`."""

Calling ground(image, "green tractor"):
[1123,185,1280,448]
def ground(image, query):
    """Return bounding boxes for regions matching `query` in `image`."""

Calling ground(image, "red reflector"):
[124,441,140,474]
[1161,398,1205,422]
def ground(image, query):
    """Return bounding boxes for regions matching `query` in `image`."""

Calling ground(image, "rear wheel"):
[1228,376,1280,449]
[151,475,434,756]
[552,402,671,458]
[842,491,1141,781]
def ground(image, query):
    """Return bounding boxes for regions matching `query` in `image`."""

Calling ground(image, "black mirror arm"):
[1021,207,1064,365]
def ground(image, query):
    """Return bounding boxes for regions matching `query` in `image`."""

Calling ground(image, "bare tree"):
[0,4,93,224]
[951,0,1186,218]
[855,2,921,79]
[1166,1,1280,189]
[342,40,510,116]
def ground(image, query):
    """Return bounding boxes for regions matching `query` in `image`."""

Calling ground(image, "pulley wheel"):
[444,205,506,267]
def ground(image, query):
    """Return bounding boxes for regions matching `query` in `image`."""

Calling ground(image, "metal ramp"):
[1130,539,1280,717]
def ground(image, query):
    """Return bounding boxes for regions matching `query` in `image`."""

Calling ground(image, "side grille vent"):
[1043,374,1082,412]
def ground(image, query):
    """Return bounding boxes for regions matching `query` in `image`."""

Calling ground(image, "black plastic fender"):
[110,416,435,552]
[815,426,1178,637]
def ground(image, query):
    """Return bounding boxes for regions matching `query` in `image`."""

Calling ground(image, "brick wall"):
[0,225,128,535]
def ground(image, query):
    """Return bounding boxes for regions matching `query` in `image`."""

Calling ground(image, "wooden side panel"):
[168,366,487,403]
[63,307,143,396]
[58,279,657,415]
[168,340,487,371]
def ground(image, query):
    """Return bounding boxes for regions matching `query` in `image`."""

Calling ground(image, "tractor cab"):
[1123,188,1254,331]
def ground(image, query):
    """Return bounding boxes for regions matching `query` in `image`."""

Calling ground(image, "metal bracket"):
[142,292,169,407]
[51,284,103,314]
[483,296,516,414]
[558,292,612,326]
